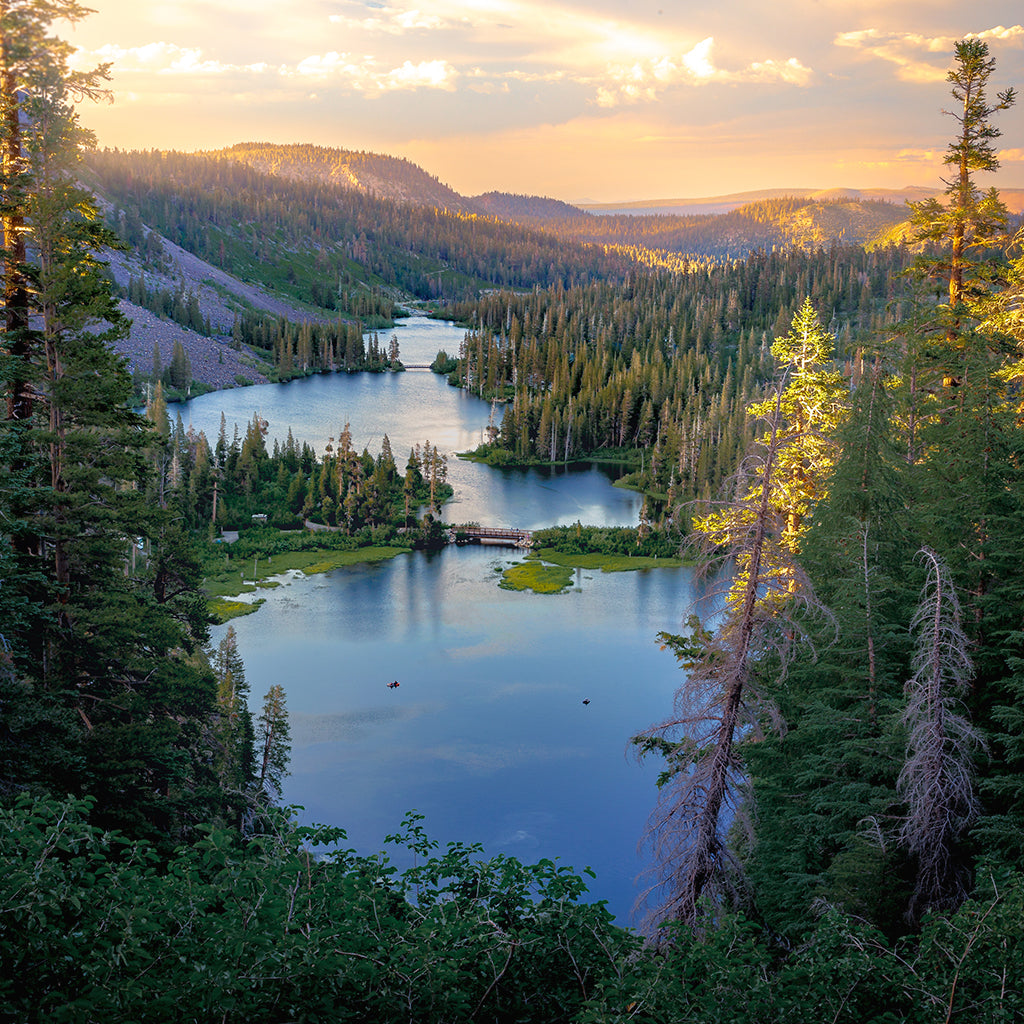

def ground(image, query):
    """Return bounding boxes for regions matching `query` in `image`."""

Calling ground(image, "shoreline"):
[206,544,413,622]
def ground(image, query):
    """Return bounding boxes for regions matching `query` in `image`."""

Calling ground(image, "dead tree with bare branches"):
[898,547,985,923]
[634,396,829,937]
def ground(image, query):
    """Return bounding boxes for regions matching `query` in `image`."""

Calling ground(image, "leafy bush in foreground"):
[3,796,1023,1024]
[0,798,636,1023]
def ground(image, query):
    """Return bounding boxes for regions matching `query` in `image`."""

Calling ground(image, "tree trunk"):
[2,59,31,421]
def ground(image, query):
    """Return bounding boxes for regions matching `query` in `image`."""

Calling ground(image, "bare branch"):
[898,547,986,922]
[636,390,832,939]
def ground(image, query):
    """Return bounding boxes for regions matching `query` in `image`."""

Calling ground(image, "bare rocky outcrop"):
[100,219,339,391]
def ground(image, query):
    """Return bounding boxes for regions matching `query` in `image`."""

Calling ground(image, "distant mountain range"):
[193,144,1024,258]
[581,186,1024,217]
[579,187,937,217]
[202,143,963,221]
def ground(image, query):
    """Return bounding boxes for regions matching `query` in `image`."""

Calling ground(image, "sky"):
[62,0,1024,204]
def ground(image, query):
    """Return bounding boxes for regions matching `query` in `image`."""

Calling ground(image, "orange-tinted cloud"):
[835,25,1024,83]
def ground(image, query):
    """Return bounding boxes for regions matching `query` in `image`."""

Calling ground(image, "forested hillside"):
[87,148,633,307]
[472,191,591,220]
[3,4,1024,1021]
[93,141,918,270]
[210,141,477,212]
[446,243,913,513]
[473,195,912,258]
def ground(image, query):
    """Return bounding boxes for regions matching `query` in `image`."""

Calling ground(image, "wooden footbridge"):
[454,526,533,549]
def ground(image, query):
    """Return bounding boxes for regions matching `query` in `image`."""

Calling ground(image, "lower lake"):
[178,315,696,925]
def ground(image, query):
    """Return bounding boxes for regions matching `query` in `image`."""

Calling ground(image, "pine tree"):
[256,685,290,801]
[742,367,917,936]
[404,446,422,525]
[166,339,191,391]
[146,379,169,435]
[907,37,1015,378]
[213,626,255,801]
[745,297,847,555]
[693,298,847,601]
[0,0,220,843]
[635,391,824,935]
[2,1,112,416]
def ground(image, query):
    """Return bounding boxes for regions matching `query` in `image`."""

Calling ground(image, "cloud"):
[75,2,816,117]
[595,37,813,108]
[328,1,812,105]
[327,0,552,40]
[891,148,943,163]
[384,59,457,90]
[977,25,1024,42]
[834,25,1024,83]
[293,51,361,77]
[746,58,815,86]
[681,38,716,80]
[329,4,448,33]
[75,41,457,95]
[77,42,265,75]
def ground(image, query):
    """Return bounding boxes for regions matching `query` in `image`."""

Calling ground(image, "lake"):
[174,314,644,529]
[178,315,695,925]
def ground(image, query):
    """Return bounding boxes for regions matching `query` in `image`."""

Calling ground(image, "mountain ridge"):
[580,185,1024,216]
[186,142,915,249]
[194,141,1024,221]
[205,142,479,213]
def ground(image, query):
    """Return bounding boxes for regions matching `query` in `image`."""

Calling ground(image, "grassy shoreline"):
[205,544,412,622]
[531,547,683,572]
[498,548,683,594]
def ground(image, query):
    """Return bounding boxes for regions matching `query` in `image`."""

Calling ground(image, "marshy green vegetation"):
[498,557,576,593]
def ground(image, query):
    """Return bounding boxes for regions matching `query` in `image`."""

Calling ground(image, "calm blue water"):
[186,316,694,925]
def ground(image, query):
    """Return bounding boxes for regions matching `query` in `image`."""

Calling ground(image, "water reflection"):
[217,543,698,924]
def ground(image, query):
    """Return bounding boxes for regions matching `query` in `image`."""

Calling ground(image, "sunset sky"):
[64,0,1024,204]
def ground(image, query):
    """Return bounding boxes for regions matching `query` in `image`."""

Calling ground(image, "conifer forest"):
[2,3,1024,1019]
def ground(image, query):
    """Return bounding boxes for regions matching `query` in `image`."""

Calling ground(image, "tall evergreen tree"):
[212,626,255,812]
[635,387,826,935]
[0,0,221,843]
[907,37,1015,380]
[2,0,111,421]
[742,368,917,936]
[746,297,847,555]
[256,684,290,802]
